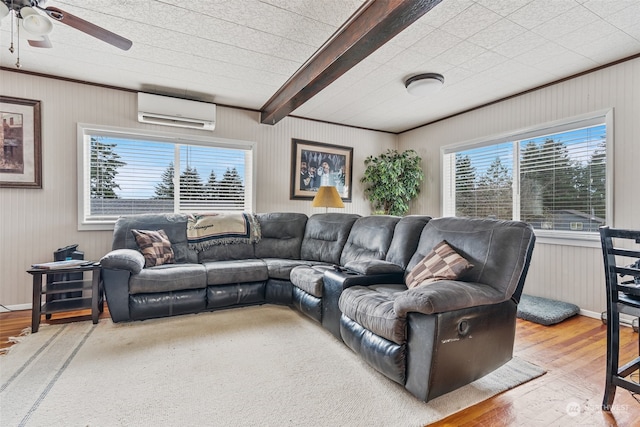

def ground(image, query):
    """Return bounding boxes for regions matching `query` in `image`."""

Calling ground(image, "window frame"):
[441,109,614,246]
[77,123,256,231]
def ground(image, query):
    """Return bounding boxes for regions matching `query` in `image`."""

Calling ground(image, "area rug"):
[1,306,545,426]
[517,294,580,326]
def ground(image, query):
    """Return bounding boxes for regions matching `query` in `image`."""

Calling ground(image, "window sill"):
[78,221,116,232]
[534,230,601,248]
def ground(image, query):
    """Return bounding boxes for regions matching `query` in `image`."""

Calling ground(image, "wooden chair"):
[599,226,640,410]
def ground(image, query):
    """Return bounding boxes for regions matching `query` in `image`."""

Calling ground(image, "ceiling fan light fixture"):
[20,7,53,36]
[0,2,9,20]
[405,73,445,96]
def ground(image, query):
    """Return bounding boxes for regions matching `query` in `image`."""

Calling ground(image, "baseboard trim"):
[579,309,601,320]
[581,308,636,328]
[0,303,31,313]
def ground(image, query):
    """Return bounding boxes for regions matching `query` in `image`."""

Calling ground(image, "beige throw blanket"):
[187,212,261,250]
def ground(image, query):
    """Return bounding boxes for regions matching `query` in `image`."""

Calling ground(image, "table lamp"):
[312,186,345,213]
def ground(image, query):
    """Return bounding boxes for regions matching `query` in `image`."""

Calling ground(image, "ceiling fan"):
[0,0,132,67]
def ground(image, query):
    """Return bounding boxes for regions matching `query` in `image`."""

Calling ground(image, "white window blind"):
[78,125,254,229]
[519,125,606,232]
[442,112,610,237]
[451,142,513,220]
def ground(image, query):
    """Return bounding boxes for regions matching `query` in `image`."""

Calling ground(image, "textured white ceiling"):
[1,0,639,133]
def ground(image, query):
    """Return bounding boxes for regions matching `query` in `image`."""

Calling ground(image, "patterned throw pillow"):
[406,240,473,289]
[131,229,175,268]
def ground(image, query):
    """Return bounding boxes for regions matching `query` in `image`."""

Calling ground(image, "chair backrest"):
[339,215,400,266]
[385,215,431,269]
[407,217,535,301]
[254,212,308,259]
[112,213,197,263]
[300,213,360,264]
[599,226,640,309]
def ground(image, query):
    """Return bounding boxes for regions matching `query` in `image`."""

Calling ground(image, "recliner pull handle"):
[457,319,470,336]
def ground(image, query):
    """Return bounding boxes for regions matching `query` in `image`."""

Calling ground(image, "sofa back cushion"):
[300,213,360,264]
[385,215,431,269]
[197,243,256,262]
[112,213,197,263]
[406,217,535,300]
[254,212,308,259]
[340,215,400,265]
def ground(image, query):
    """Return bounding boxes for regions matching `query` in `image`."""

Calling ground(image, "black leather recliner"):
[338,217,536,401]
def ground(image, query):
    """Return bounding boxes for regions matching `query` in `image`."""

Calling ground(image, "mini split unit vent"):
[137,93,216,131]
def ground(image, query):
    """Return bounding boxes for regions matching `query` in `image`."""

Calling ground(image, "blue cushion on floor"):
[517,294,580,326]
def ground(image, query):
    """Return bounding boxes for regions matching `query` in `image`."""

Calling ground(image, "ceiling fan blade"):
[28,35,53,48]
[40,6,132,51]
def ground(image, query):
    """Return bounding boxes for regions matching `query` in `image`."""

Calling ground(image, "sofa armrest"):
[394,281,505,316]
[343,259,405,275]
[101,268,131,322]
[100,249,145,274]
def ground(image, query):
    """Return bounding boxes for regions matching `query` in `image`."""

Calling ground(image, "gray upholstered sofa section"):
[100,212,360,323]
[338,217,536,402]
[100,212,535,403]
[300,213,360,264]
[291,215,431,337]
[110,213,198,263]
[290,214,392,323]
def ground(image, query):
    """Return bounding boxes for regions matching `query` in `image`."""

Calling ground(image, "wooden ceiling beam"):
[259,0,442,126]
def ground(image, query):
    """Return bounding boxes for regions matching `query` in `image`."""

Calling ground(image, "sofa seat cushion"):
[203,259,268,285]
[129,264,206,294]
[339,284,407,345]
[290,264,332,298]
[262,258,310,280]
[393,280,505,316]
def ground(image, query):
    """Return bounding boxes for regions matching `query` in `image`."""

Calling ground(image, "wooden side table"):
[27,263,103,333]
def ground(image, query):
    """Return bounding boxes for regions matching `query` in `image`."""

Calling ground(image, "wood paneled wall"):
[399,57,640,314]
[3,57,639,313]
[0,71,397,307]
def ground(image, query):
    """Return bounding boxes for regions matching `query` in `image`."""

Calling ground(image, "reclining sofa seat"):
[101,213,204,322]
[254,212,309,304]
[101,212,311,322]
[320,215,432,338]
[290,213,361,321]
[338,217,536,402]
[198,212,309,312]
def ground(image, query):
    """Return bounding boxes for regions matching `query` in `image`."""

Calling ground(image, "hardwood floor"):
[1,309,638,426]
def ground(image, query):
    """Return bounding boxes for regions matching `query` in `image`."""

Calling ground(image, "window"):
[443,111,611,239]
[78,124,255,230]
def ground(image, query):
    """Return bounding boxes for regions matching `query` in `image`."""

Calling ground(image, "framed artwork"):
[0,96,42,188]
[290,138,352,201]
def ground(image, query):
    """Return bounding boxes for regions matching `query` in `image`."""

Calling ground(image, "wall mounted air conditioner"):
[137,92,216,131]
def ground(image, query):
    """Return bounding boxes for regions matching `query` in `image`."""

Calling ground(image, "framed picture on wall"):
[0,96,42,188]
[290,138,352,201]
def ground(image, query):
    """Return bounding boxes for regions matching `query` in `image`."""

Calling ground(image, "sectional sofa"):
[100,212,535,402]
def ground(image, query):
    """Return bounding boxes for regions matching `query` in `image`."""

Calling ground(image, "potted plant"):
[361,149,424,216]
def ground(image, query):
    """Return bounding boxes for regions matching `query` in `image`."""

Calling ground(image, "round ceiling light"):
[405,73,445,96]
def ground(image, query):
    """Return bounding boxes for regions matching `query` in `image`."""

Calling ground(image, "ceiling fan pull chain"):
[9,4,15,53]
[15,9,20,68]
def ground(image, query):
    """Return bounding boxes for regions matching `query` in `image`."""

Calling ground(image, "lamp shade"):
[0,3,10,20]
[21,7,53,36]
[405,73,444,96]
[312,186,345,210]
